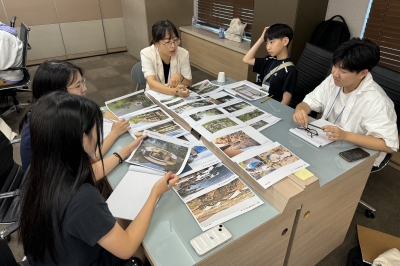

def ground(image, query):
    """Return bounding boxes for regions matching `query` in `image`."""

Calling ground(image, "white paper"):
[163,94,203,108]
[289,119,336,148]
[102,118,114,139]
[106,170,162,220]
[233,107,271,125]
[248,115,281,131]
[211,127,272,159]
[105,90,156,118]
[220,100,255,116]
[203,91,241,107]
[233,142,309,189]
[123,107,173,132]
[182,106,230,127]
[126,130,191,175]
[171,99,216,115]
[193,114,247,141]
[131,120,188,139]
[222,80,268,101]
[0,118,16,141]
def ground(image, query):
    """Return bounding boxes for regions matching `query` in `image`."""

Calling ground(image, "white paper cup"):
[217,72,225,83]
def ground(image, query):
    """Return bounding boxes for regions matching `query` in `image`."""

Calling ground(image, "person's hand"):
[125,135,148,156]
[175,85,190,98]
[151,171,179,198]
[293,109,309,127]
[111,118,131,137]
[323,125,348,141]
[168,73,182,88]
[259,27,269,41]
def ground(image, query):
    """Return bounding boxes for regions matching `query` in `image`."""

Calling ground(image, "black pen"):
[308,124,323,130]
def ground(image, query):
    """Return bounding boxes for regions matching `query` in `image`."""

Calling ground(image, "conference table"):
[105,78,378,266]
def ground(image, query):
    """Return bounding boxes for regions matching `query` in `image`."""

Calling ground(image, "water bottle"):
[218,26,225,39]
[192,16,197,27]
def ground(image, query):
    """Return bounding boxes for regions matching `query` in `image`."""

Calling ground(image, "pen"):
[261,95,274,103]
[176,87,186,93]
[167,179,170,189]
[308,124,323,130]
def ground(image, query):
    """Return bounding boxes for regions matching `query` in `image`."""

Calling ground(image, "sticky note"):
[294,169,314,180]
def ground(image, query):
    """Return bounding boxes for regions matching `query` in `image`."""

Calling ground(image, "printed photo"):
[186,178,256,224]
[223,101,252,113]
[231,84,267,100]
[160,95,179,103]
[133,121,186,138]
[106,92,155,117]
[202,117,238,134]
[198,84,220,95]
[238,145,300,180]
[236,109,265,122]
[213,130,261,158]
[206,94,236,105]
[128,136,189,173]
[172,100,214,114]
[188,80,211,93]
[175,162,235,201]
[189,108,224,122]
[165,98,184,107]
[127,109,170,130]
[250,120,269,130]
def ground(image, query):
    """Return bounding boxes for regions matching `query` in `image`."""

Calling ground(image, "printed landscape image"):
[213,130,261,157]
[134,121,185,138]
[236,109,264,122]
[231,84,266,100]
[107,93,155,117]
[175,162,235,200]
[238,145,299,180]
[250,120,268,130]
[198,84,220,95]
[172,100,214,114]
[160,95,178,103]
[189,108,223,121]
[202,117,238,134]
[127,109,169,130]
[165,99,184,107]
[189,80,211,93]
[186,178,255,223]
[223,101,251,113]
[128,136,189,173]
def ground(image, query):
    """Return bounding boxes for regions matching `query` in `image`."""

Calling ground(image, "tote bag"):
[225,18,247,42]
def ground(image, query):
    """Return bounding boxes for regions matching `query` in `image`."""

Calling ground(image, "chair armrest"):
[2,67,26,71]
[0,221,20,238]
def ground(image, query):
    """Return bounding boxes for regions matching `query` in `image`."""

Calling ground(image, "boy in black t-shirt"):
[243,24,298,105]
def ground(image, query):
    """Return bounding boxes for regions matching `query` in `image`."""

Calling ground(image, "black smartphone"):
[339,148,370,162]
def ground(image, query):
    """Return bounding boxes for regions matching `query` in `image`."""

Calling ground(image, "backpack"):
[311,15,351,52]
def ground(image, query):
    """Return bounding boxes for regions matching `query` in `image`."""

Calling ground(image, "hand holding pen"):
[175,85,190,98]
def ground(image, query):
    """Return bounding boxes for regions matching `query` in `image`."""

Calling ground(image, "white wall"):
[325,0,371,37]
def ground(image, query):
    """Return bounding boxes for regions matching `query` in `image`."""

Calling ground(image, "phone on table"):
[339,148,370,162]
[190,224,232,256]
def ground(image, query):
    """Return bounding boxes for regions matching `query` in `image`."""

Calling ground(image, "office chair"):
[290,43,333,115]
[9,16,17,28]
[131,62,146,91]
[0,219,30,266]
[0,22,32,117]
[359,65,400,218]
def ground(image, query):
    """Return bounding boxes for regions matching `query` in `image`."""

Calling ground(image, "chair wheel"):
[6,234,11,242]
[365,209,375,218]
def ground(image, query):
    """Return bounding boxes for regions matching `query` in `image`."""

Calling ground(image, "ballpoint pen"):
[308,123,323,130]
[261,95,274,103]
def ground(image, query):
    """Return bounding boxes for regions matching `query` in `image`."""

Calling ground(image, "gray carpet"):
[1,52,399,265]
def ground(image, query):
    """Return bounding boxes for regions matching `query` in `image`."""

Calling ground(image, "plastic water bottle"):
[218,26,225,39]
[192,16,197,27]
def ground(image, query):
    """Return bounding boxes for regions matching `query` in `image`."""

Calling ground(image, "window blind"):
[196,0,254,38]
[364,0,400,72]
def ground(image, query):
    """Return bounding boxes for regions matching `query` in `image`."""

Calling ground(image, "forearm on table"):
[147,79,178,95]
[344,132,395,153]
[295,102,312,114]
[94,132,119,160]
[243,38,264,65]
[180,76,192,86]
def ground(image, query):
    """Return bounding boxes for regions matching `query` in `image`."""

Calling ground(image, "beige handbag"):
[225,18,247,42]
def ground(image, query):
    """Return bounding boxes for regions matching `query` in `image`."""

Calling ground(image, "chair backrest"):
[290,43,333,109]
[19,23,30,68]
[10,16,17,28]
[131,62,147,90]
[370,65,400,132]
[0,236,20,266]
[0,131,14,190]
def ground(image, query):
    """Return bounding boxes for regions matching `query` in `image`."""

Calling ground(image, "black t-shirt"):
[162,60,170,83]
[253,56,298,102]
[27,184,118,266]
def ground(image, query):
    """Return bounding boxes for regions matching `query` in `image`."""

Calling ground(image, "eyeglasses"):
[297,126,318,138]
[74,78,86,92]
[161,39,180,48]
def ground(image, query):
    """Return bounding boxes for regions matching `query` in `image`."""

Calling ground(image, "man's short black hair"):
[264,23,293,45]
[332,38,380,72]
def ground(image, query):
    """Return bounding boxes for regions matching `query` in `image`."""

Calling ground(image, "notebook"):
[0,118,17,141]
[289,119,336,148]
[106,166,163,220]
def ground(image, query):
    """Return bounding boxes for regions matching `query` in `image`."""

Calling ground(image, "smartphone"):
[190,224,232,256]
[339,148,370,162]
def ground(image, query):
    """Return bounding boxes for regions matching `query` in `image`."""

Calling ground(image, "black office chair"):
[0,22,32,117]
[9,16,17,28]
[131,62,146,91]
[359,64,400,218]
[290,43,333,114]
[0,219,30,266]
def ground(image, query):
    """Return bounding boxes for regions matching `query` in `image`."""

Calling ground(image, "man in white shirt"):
[293,38,398,166]
[0,21,23,86]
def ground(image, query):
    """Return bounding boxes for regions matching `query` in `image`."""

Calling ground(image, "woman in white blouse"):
[140,20,192,97]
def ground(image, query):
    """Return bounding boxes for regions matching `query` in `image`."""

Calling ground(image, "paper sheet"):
[105,90,156,118]
[222,80,268,101]
[289,119,336,148]
[0,118,17,141]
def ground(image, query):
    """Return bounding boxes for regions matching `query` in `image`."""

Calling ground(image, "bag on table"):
[225,18,247,43]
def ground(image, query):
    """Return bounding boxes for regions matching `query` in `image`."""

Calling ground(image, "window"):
[364,0,400,72]
[196,0,254,38]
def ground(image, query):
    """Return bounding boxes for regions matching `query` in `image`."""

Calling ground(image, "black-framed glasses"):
[297,126,318,138]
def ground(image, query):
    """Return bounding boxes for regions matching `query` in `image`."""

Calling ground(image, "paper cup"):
[217,72,225,83]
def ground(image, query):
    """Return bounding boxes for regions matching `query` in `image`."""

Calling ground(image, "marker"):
[261,95,274,103]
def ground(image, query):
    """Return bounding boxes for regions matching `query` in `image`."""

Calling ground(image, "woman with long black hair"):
[20,91,178,265]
